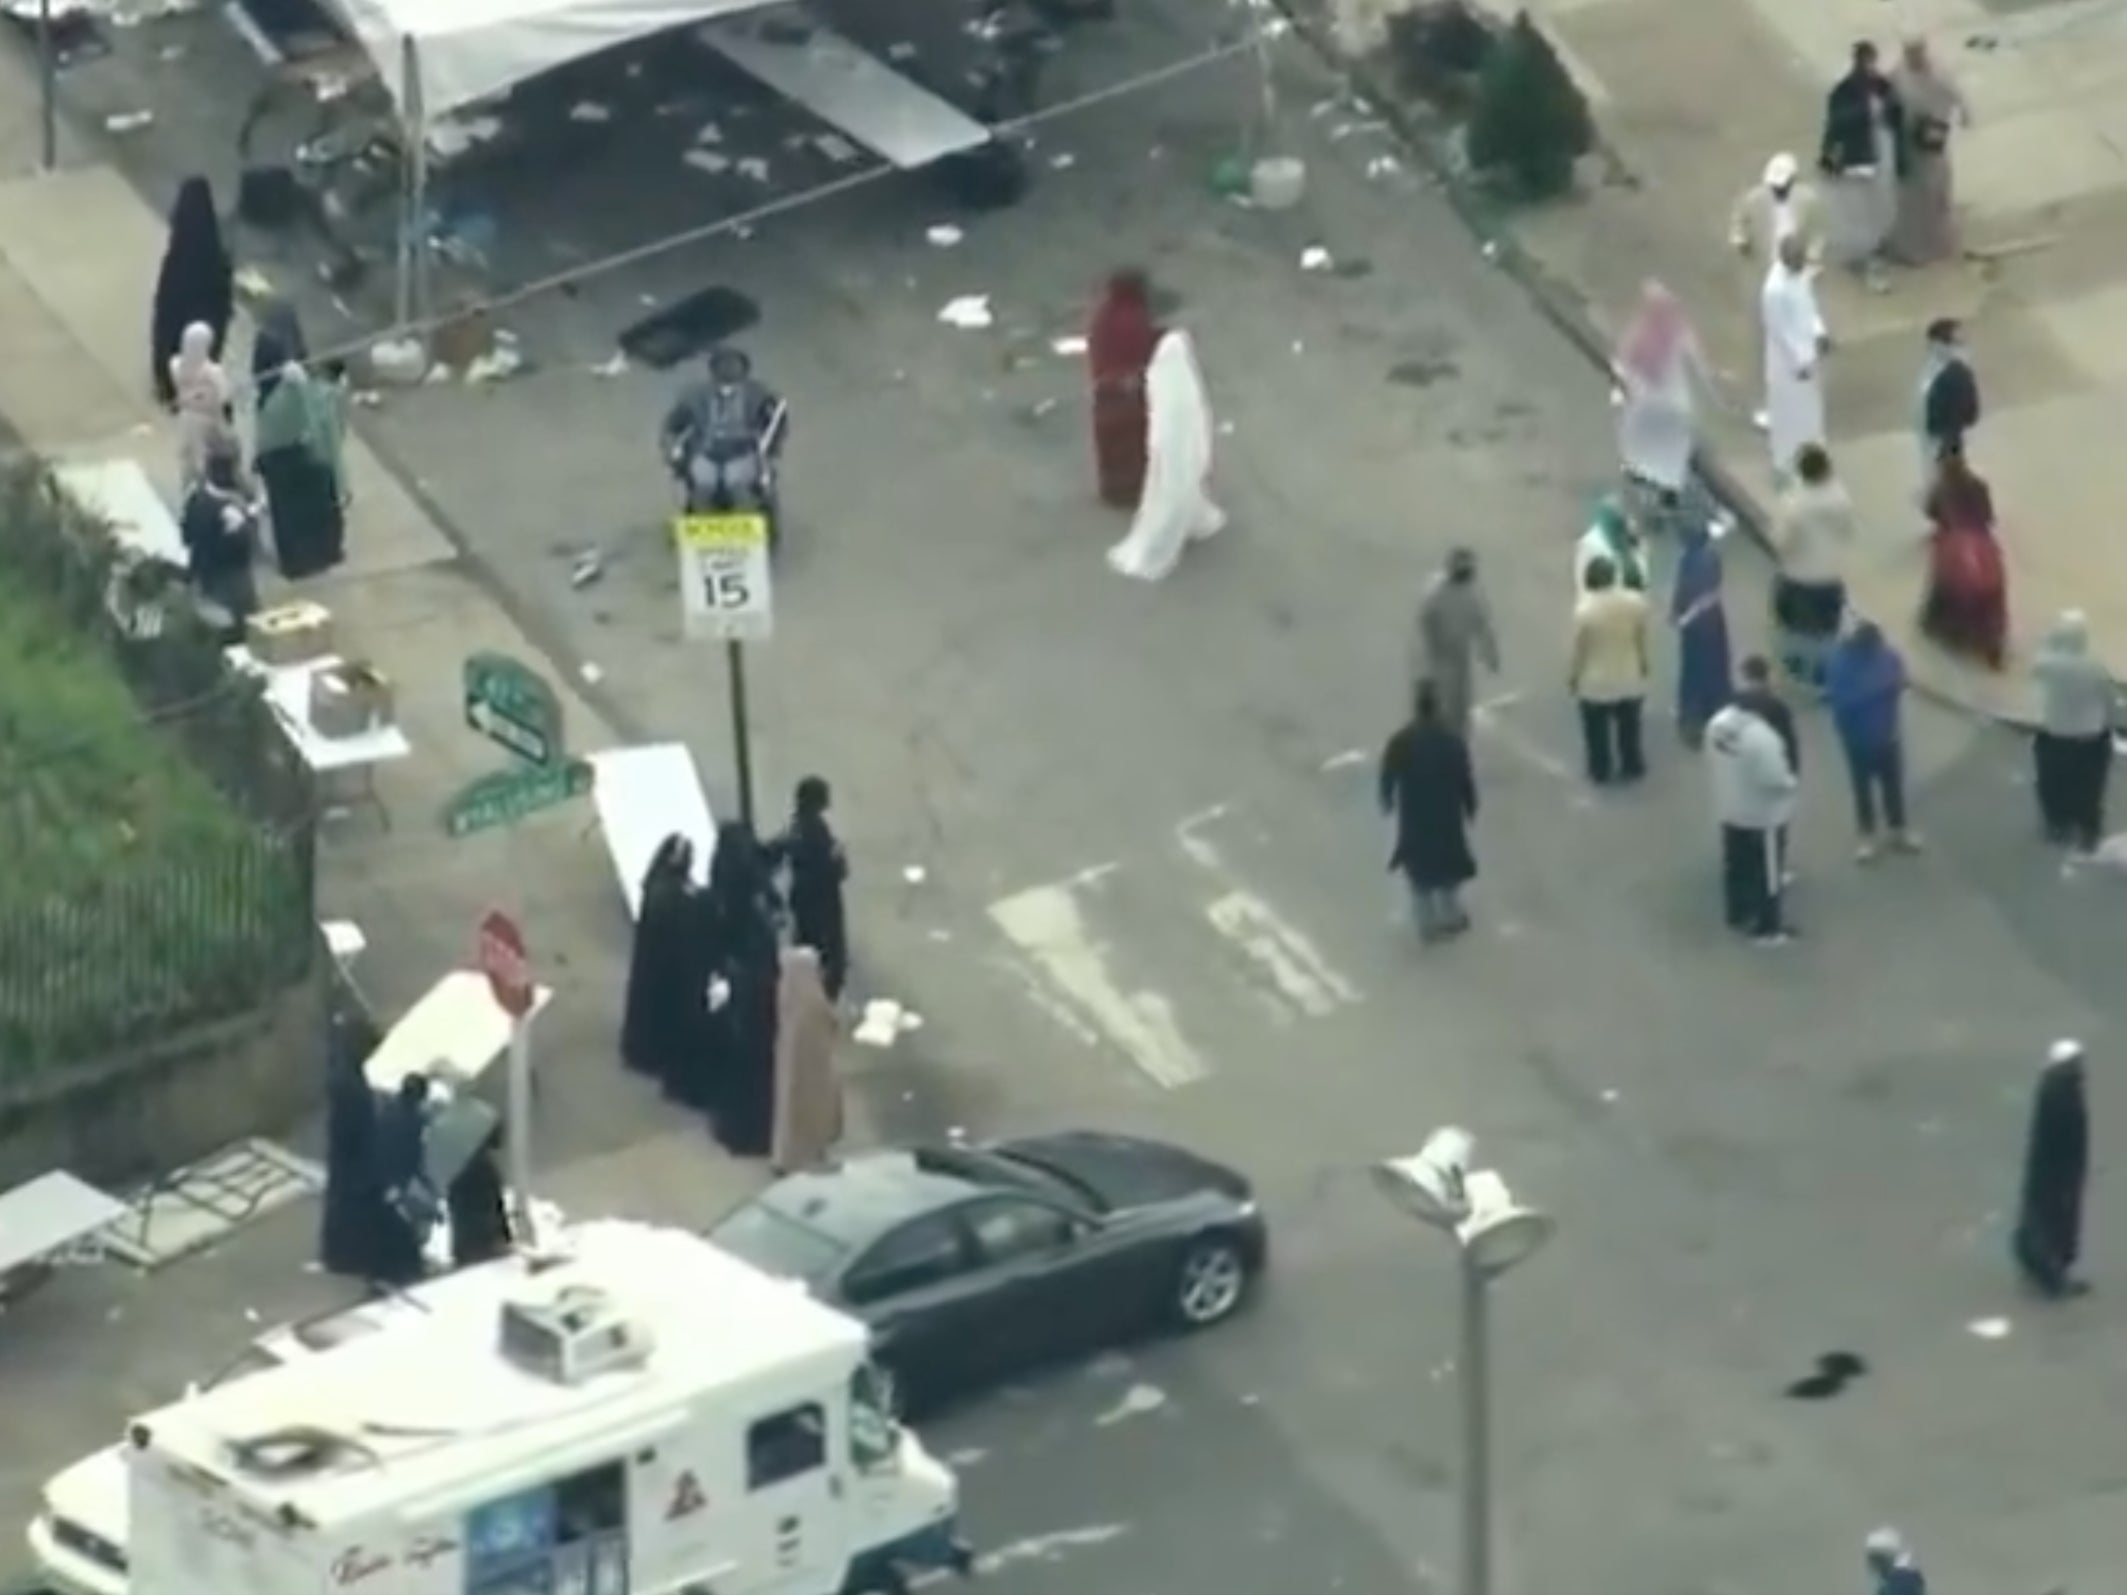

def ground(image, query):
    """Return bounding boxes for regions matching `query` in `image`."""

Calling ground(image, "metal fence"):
[0,461,320,1083]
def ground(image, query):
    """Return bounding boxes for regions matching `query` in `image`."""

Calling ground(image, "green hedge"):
[0,460,315,1079]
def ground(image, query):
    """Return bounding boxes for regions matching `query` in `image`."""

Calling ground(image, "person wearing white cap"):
[2013,1039,2091,1298]
[1864,1527,1927,1594]
[1730,151,1824,265]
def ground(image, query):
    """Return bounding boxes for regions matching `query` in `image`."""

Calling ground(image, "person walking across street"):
[1825,621,1921,860]
[1761,232,1831,484]
[1772,443,1855,693]
[1887,36,1970,268]
[1670,501,1732,747]
[1412,546,1500,737]
[1916,317,1980,475]
[1735,653,1801,886]
[1864,1528,1929,1595]
[1706,697,1800,943]
[1570,556,1652,785]
[1818,40,1903,291]
[2031,608,2115,853]
[1378,683,1479,943]
[2013,1039,2091,1299]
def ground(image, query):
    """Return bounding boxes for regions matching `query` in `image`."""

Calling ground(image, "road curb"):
[1270,2,2037,733]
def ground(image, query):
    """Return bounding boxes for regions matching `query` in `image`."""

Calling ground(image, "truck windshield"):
[710,1201,848,1284]
[849,1366,898,1468]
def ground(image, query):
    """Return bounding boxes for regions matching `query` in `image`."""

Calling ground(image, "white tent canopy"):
[329,0,770,121]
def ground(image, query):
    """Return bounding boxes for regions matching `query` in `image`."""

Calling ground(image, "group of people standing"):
[1085,269,1226,582]
[620,780,850,1172]
[151,174,349,639]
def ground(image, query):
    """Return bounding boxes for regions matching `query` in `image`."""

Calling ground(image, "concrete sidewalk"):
[1476,0,2127,721]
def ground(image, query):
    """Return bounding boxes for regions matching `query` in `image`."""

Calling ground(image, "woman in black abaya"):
[2014,1039,2092,1298]
[703,822,782,1157]
[769,775,850,1000]
[150,177,234,407]
[620,835,702,1088]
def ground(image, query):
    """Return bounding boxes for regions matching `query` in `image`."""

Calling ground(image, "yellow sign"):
[675,512,770,552]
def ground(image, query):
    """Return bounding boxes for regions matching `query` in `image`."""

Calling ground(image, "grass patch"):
[0,461,314,1078]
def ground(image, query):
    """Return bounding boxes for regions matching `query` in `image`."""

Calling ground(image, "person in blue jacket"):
[1825,620,1921,860]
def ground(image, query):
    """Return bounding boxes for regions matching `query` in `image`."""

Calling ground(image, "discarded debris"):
[1364,154,1401,179]
[349,389,383,409]
[104,110,154,134]
[694,120,724,144]
[1049,151,1076,170]
[464,331,523,384]
[938,294,993,330]
[590,351,628,378]
[1966,1317,2012,1340]
[684,149,732,176]
[1050,334,1088,357]
[233,265,274,300]
[156,42,185,59]
[314,72,349,103]
[581,662,604,684]
[569,551,605,588]
[569,100,611,124]
[368,336,430,386]
[885,39,917,60]
[815,132,860,163]
[735,156,771,183]
[1783,1351,1867,1400]
[1299,244,1333,272]
[926,223,964,248]
[854,998,924,1048]
[903,865,927,884]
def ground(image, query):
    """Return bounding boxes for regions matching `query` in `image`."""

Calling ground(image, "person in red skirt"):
[1086,269,1161,509]
[1919,443,2006,668]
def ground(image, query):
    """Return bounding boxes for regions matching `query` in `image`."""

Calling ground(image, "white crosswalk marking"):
[1175,817,1362,1023]
[987,880,1211,1089]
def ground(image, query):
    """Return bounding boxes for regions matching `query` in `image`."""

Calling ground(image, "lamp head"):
[1455,1170,1556,1279]
[1372,1128,1476,1230]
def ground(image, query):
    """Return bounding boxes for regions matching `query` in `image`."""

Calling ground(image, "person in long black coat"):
[702,822,782,1156]
[1378,682,1479,943]
[620,835,701,1085]
[446,1128,514,1270]
[319,1014,391,1280]
[2014,1039,2091,1298]
[371,1074,435,1287]
[769,775,850,1000]
[150,177,234,407]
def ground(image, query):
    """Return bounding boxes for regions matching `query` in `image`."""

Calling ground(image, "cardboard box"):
[246,601,334,667]
[308,661,395,740]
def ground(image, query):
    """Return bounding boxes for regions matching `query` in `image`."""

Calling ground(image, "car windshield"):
[711,1200,850,1283]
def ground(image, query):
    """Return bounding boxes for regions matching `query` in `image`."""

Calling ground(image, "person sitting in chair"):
[660,345,788,527]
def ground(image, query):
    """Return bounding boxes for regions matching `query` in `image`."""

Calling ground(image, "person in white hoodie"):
[1706,700,1800,943]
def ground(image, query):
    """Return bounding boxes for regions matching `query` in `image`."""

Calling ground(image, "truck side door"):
[742,1401,844,1595]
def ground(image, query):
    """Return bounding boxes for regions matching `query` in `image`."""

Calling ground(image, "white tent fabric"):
[328,0,770,121]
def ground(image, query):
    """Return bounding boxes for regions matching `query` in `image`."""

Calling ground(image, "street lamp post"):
[1374,1129,1555,1595]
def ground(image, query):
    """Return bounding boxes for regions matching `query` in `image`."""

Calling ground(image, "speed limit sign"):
[675,513,774,642]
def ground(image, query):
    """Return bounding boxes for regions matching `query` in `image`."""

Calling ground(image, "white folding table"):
[0,1172,129,1281]
[587,743,717,920]
[226,647,413,827]
[699,17,991,170]
[53,458,186,570]
[363,969,555,1097]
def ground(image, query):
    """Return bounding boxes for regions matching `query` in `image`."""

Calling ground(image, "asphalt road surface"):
[11,5,2127,1593]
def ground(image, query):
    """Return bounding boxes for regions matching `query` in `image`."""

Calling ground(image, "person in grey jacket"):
[2032,609,2115,853]
[1706,700,1800,942]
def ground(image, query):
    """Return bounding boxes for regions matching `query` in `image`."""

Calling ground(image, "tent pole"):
[394,37,428,328]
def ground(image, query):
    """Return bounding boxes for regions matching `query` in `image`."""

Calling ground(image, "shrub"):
[0,459,314,1078]
[1463,11,1593,201]
[1384,0,1496,100]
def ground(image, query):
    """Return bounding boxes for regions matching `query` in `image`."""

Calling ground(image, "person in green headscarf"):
[253,335,345,580]
[1575,495,1648,596]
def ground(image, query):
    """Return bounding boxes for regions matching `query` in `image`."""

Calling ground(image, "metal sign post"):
[675,512,774,831]
[37,0,56,171]
[476,909,538,1250]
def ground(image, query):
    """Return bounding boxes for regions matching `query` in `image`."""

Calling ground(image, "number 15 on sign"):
[675,513,774,642]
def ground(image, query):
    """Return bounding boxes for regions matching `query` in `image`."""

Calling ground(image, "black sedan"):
[708,1132,1267,1410]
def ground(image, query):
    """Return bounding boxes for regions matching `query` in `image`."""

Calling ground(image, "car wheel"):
[1172,1235,1249,1328]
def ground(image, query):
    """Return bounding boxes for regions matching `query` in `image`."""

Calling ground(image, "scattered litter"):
[1482,240,1502,261]
[590,351,628,378]
[1364,154,1401,179]
[1217,419,1235,436]
[1095,1384,1168,1426]
[854,999,925,1048]
[569,100,611,124]
[1022,397,1058,422]
[734,156,771,183]
[814,132,860,163]
[157,42,185,59]
[314,72,349,103]
[926,928,952,942]
[233,265,274,299]
[1967,1316,2012,1340]
[1290,340,1304,354]
[369,335,430,386]
[694,120,723,144]
[885,39,917,59]
[242,1307,261,1323]
[1599,1088,1620,1103]
[684,149,732,176]
[1049,152,1076,170]
[465,332,524,384]
[349,389,383,409]
[581,662,604,684]
[926,223,964,248]
[1299,244,1333,272]
[903,865,927,884]
[946,1447,988,1467]
[569,551,604,588]
[1783,1351,1867,1400]
[938,294,993,330]
[640,293,659,306]
[104,110,154,133]
[1050,334,1088,357]
[1238,1392,1260,1406]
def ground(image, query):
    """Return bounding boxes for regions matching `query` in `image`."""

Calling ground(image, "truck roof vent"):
[498,1284,654,1385]
[226,1426,373,1478]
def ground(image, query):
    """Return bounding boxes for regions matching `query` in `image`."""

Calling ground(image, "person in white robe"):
[1107,329,1225,581]
[1612,280,1706,528]
[1760,232,1828,484]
